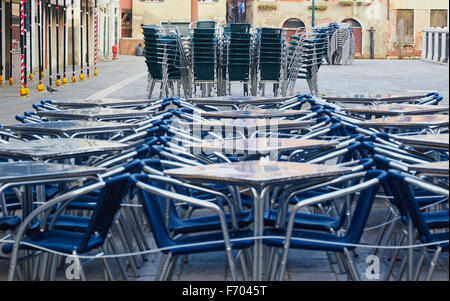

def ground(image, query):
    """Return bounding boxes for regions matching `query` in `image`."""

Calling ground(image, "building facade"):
[119,0,227,54]
[229,0,449,59]
[0,0,119,84]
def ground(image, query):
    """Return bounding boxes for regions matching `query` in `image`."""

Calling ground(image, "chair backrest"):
[344,170,387,243]
[386,170,443,244]
[79,174,131,252]
[138,159,185,222]
[130,174,176,251]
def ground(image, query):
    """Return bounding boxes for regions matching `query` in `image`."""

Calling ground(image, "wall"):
[387,0,449,58]
[119,37,143,55]
[247,0,389,59]
[131,0,227,39]
[131,0,191,39]
[198,0,227,25]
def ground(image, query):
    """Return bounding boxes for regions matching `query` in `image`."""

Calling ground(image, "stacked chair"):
[221,23,254,96]
[326,22,354,65]
[188,21,220,97]
[143,25,192,99]
[283,26,329,97]
[143,22,344,97]
[1,90,448,281]
[254,28,286,97]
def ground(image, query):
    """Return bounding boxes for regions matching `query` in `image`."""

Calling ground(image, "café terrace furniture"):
[0,138,128,161]
[180,118,316,138]
[186,138,337,159]
[0,161,105,218]
[407,161,449,177]
[2,121,137,138]
[353,115,449,134]
[199,109,309,119]
[35,108,153,121]
[340,104,449,117]
[187,96,292,109]
[164,160,352,280]
[47,98,153,108]
[323,93,440,105]
[391,134,449,151]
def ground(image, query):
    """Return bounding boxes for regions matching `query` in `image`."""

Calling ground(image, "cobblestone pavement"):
[0,56,448,281]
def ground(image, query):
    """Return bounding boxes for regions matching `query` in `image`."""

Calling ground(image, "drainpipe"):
[191,0,198,23]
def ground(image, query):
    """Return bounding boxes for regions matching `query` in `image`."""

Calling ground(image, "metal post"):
[312,0,315,27]
[28,0,32,80]
[55,2,60,85]
[94,0,98,75]
[85,0,89,77]
[19,0,29,95]
[9,0,13,85]
[79,0,84,79]
[36,0,44,91]
[0,0,3,85]
[62,0,67,83]
[368,27,375,59]
[47,0,52,87]
[71,0,75,81]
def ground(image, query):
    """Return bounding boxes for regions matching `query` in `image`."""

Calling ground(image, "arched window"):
[342,19,362,57]
[282,18,305,29]
[342,18,362,29]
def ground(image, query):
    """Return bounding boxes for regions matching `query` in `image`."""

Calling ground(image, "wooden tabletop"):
[341,104,449,115]
[323,93,430,104]
[181,119,315,130]
[0,162,105,183]
[392,134,449,150]
[0,138,127,160]
[187,96,291,105]
[354,115,449,128]
[199,109,309,119]
[36,108,152,120]
[165,160,351,186]
[186,138,337,154]
[50,98,152,108]
[408,161,449,176]
[2,121,136,135]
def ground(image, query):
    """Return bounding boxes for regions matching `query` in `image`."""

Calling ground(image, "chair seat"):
[169,230,254,255]
[30,215,91,233]
[2,229,104,254]
[264,228,354,252]
[423,211,449,229]
[0,216,21,231]
[170,210,253,235]
[67,194,99,210]
[428,232,449,252]
[264,209,340,231]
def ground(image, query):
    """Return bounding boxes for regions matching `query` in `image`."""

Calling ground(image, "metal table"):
[0,138,127,161]
[323,93,434,104]
[354,115,449,133]
[392,134,449,151]
[0,161,105,217]
[36,108,152,121]
[187,96,291,108]
[2,121,136,138]
[407,161,449,177]
[200,109,309,119]
[341,104,449,116]
[165,160,351,280]
[49,98,152,108]
[180,119,315,137]
[187,138,337,159]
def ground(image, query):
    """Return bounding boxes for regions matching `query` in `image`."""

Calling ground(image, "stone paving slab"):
[0,56,448,125]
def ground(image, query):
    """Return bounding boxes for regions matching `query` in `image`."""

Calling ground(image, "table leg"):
[251,187,270,281]
[407,214,414,281]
